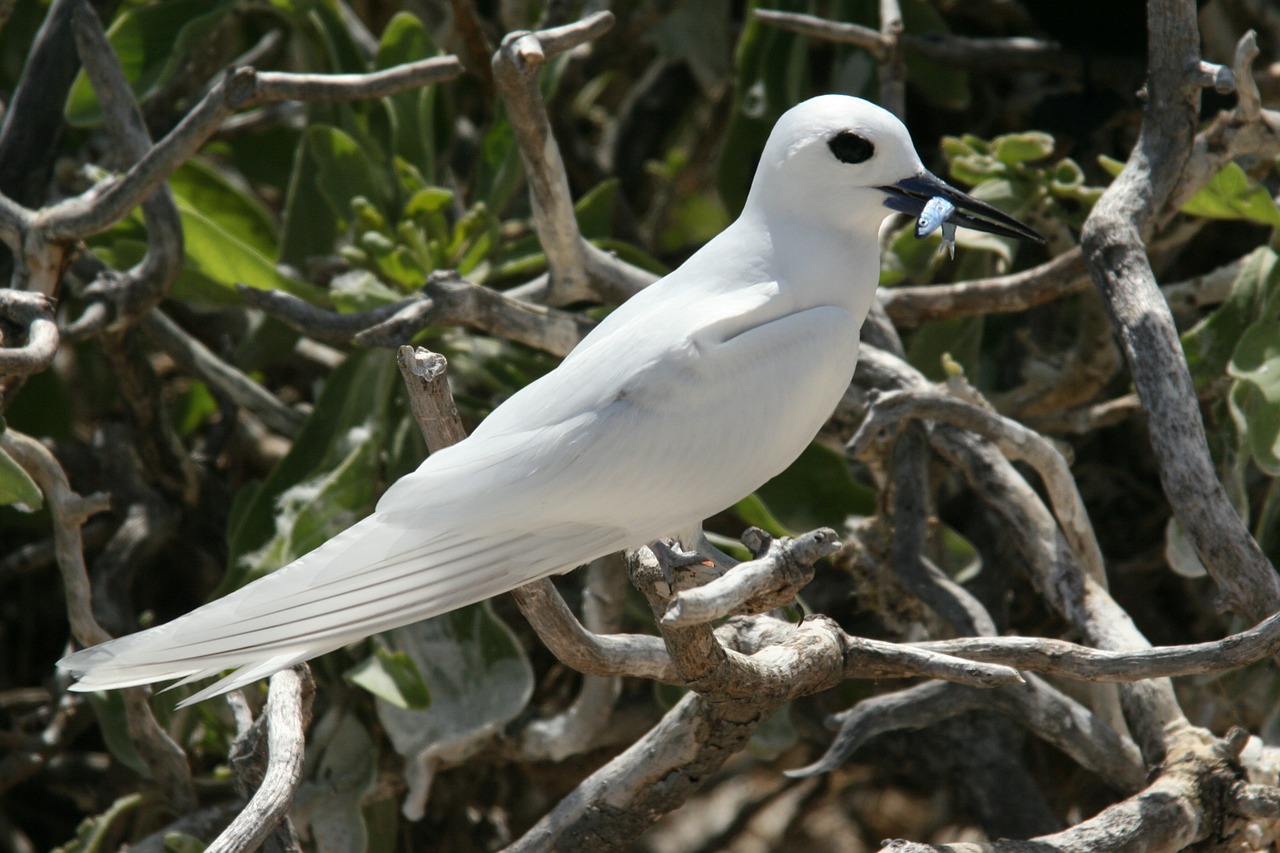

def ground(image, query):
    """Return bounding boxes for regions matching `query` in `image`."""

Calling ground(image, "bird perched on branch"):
[60,95,1042,705]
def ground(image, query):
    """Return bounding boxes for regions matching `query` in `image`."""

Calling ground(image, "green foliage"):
[345,644,432,709]
[941,131,1103,230]
[738,442,875,536]
[0,443,42,510]
[65,0,235,127]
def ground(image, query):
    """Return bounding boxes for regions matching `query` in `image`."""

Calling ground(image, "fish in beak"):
[880,171,1045,244]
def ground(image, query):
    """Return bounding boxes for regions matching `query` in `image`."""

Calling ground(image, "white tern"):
[60,95,1042,705]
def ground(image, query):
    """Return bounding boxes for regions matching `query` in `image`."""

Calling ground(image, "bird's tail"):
[58,514,620,706]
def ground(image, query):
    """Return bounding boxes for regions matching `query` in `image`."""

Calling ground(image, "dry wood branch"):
[209,667,314,853]
[240,271,596,358]
[491,12,613,306]
[888,423,997,636]
[396,346,468,452]
[68,1,182,334]
[913,607,1280,682]
[789,676,1146,792]
[510,578,674,681]
[140,309,305,438]
[878,248,1089,328]
[100,326,199,502]
[854,345,1184,764]
[661,528,840,627]
[852,388,1107,588]
[877,0,905,117]
[0,290,58,377]
[0,429,196,812]
[34,56,462,242]
[754,8,1079,74]
[1170,31,1280,217]
[520,555,629,761]
[882,730,1251,853]
[1080,13,1280,625]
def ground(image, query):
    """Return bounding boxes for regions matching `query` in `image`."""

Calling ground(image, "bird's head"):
[747,95,1043,244]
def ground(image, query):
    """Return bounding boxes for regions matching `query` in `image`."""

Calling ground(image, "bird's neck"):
[739,206,884,322]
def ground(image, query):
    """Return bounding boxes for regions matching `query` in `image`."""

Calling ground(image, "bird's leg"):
[648,538,720,591]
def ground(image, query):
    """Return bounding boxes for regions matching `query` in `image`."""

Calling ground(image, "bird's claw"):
[649,539,717,590]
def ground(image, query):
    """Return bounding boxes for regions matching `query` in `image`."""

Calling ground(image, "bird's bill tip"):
[879,172,1045,244]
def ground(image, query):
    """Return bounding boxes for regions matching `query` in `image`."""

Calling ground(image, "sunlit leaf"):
[65,0,234,126]
[1181,162,1280,227]
[346,646,431,709]
[0,444,41,509]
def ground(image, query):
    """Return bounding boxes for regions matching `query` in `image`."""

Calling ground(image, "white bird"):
[59,95,1041,705]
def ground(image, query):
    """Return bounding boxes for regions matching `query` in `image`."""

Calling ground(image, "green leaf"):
[280,131,341,269]
[346,646,431,708]
[0,445,41,509]
[222,350,400,592]
[173,380,219,436]
[375,12,440,181]
[1181,162,1280,227]
[294,708,377,853]
[908,315,985,382]
[65,0,234,127]
[992,132,1055,166]
[162,834,208,853]
[376,602,534,820]
[1183,246,1279,387]
[308,125,393,227]
[574,179,620,240]
[169,158,280,259]
[716,0,811,214]
[1229,320,1280,475]
[747,442,875,536]
[175,197,325,305]
[86,692,151,777]
[52,793,146,853]
[900,0,970,110]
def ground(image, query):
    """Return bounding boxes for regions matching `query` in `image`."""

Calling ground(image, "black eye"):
[828,131,874,164]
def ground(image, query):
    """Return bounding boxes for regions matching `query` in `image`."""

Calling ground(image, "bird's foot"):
[649,538,719,590]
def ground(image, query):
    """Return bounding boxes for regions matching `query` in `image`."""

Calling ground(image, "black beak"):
[879,171,1045,244]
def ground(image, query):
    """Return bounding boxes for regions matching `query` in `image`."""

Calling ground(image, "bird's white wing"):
[61,263,860,702]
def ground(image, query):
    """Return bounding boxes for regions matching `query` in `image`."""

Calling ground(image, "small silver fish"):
[916,196,957,259]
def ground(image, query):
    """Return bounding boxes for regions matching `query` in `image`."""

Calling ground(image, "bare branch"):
[788,677,1146,792]
[141,309,306,438]
[855,345,1185,763]
[241,271,597,358]
[914,607,1280,682]
[878,247,1090,328]
[66,2,182,333]
[395,346,469,453]
[1080,11,1280,624]
[0,429,195,812]
[851,388,1108,588]
[877,0,905,117]
[519,554,628,761]
[38,57,463,241]
[208,667,314,853]
[1170,32,1280,216]
[888,423,997,636]
[0,290,58,377]
[510,578,675,681]
[661,528,840,627]
[491,13,613,305]
[754,8,1086,75]
[752,10,886,57]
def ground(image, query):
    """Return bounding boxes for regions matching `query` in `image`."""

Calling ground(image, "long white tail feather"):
[59,511,625,701]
